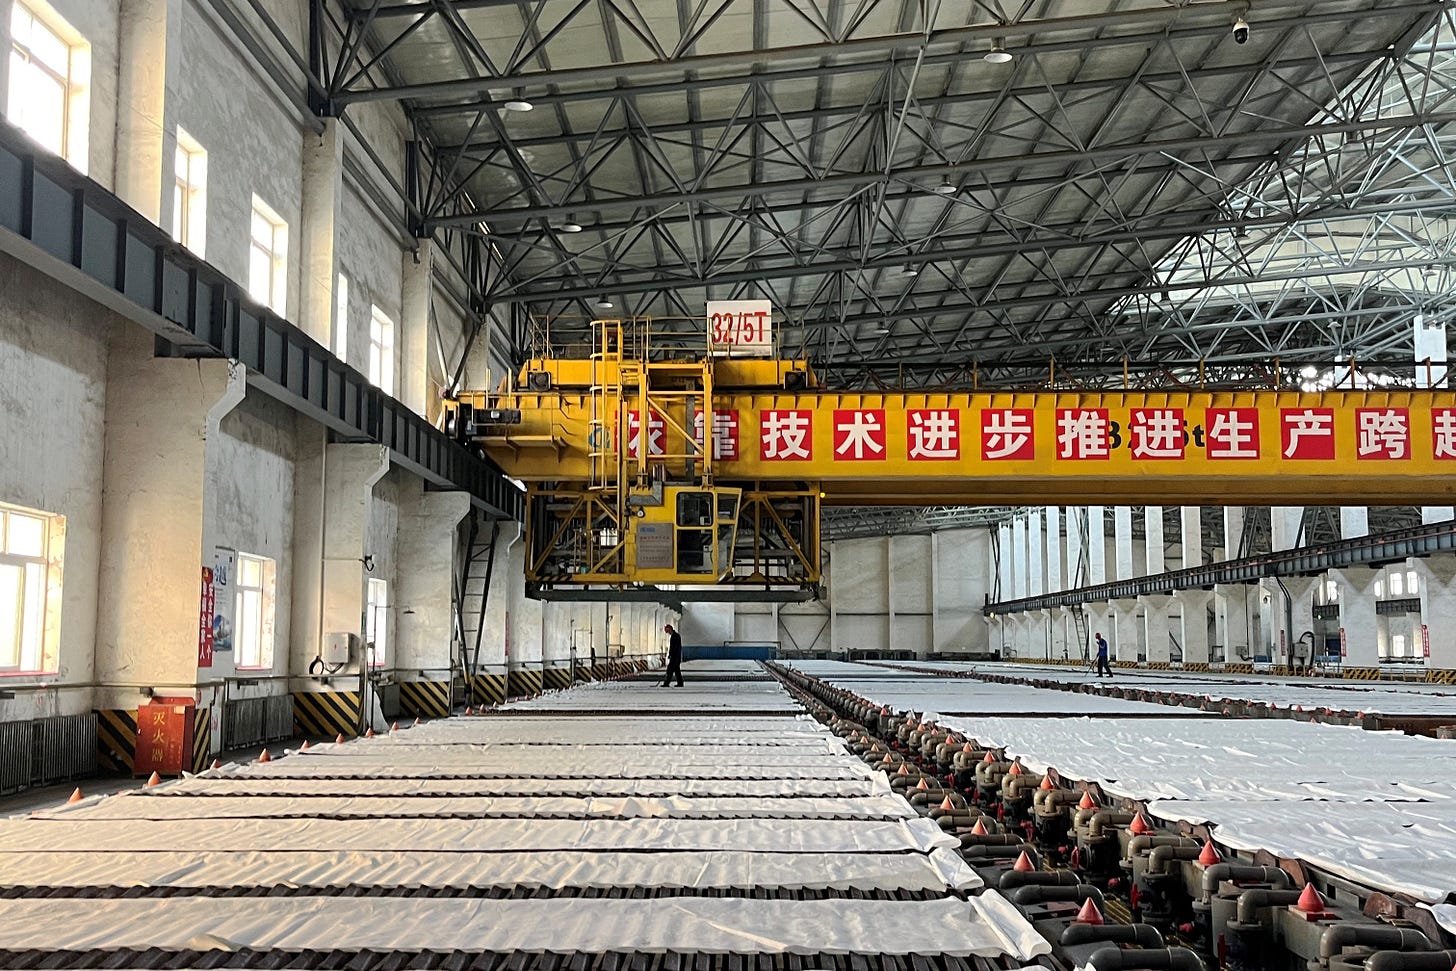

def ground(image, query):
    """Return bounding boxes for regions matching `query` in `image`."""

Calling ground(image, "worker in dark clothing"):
[1094,632,1112,678]
[661,624,684,687]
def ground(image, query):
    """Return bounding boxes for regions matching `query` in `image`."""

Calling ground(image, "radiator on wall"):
[0,713,98,795]
[223,694,294,750]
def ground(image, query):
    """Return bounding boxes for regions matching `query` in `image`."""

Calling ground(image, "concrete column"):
[1340,507,1369,540]
[1056,606,1077,659]
[94,331,243,710]
[394,483,470,675]
[1179,507,1202,568]
[1011,518,1028,599]
[1222,506,1245,559]
[1027,509,1044,597]
[402,240,435,420]
[1215,583,1255,662]
[1329,567,1381,667]
[1030,608,1051,659]
[300,119,345,345]
[1145,506,1164,576]
[1066,509,1084,587]
[1140,595,1171,663]
[1045,506,1062,592]
[1108,600,1139,661]
[289,441,391,680]
[1113,506,1133,580]
[1264,576,1321,669]
[1417,558,1456,671]
[115,0,182,221]
[996,523,1012,601]
[1087,506,1107,584]
[1271,507,1304,551]
[1173,589,1213,665]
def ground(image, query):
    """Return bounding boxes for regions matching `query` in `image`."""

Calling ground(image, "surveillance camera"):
[1232,16,1249,44]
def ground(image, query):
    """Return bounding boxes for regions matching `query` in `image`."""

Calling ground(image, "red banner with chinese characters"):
[198,567,215,669]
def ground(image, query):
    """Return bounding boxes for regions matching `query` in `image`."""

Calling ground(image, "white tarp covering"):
[32,793,919,821]
[0,814,956,854]
[148,777,893,798]
[935,713,1456,901]
[0,895,1048,959]
[0,846,981,892]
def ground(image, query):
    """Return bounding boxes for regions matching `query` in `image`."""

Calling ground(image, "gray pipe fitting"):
[1233,888,1303,925]
[1199,863,1291,900]
[1147,844,1203,875]
[1007,883,1105,907]
[1087,811,1136,839]
[1319,924,1432,965]
[997,869,1081,891]
[1061,923,1166,949]
[1364,950,1456,971]
[1082,945,1206,970]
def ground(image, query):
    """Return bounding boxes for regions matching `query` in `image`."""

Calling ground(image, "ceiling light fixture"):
[900,264,919,277]
[984,39,1013,64]
[933,180,957,195]
[561,221,583,233]
[595,297,614,310]
[503,99,534,112]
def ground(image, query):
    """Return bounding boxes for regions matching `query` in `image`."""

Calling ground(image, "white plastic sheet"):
[0,815,957,854]
[0,895,1047,959]
[0,847,981,892]
[33,793,918,821]
[154,777,892,798]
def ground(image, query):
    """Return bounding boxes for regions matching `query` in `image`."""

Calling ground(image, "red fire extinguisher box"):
[134,697,195,777]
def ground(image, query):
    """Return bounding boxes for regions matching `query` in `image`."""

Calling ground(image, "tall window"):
[7,1,88,172]
[248,196,288,314]
[172,128,206,256]
[365,577,388,668]
[0,503,60,674]
[334,273,349,361]
[234,552,276,669]
[368,306,395,394]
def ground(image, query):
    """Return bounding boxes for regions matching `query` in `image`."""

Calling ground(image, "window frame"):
[0,503,60,675]
[368,305,395,395]
[365,577,388,669]
[248,195,288,315]
[172,127,207,257]
[232,551,275,671]
[7,0,87,172]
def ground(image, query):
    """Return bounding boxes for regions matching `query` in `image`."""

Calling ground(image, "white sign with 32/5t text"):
[707,300,773,356]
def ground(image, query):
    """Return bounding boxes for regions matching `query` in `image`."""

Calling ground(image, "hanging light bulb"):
[985,38,1013,64]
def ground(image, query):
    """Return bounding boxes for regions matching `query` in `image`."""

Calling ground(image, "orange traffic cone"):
[464,706,473,715]
[67,788,83,804]
[257,748,271,763]
[1078,791,1097,810]
[963,741,975,753]
[1039,776,1055,790]
[897,763,911,776]
[1008,761,1023,776]
[335,733,345,744]
[146,771,162,787]
[1198,841,1221,866]
[299,740,310,751]
[940,795,956,811]
[982,751,996,763]
[915,778,928,791]
[1296,883,1325,914]
[391,722,400,732]
[1074,898,1105,925]
[1012,850,1035,872]
[971,818,989,835]
[1129,812,1152,835]
[210,759,222,770]
[365,728,375,738]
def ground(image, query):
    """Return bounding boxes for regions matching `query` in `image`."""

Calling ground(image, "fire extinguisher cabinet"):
[134,698,195,777]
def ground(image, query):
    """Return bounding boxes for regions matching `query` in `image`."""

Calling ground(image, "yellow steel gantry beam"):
[465,388,1456,505]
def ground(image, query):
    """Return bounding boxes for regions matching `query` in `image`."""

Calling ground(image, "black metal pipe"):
[1061,923,1165,948]
[1082,945,1206,970]
[998,869,1082,890]
[1320,924,1433,964]
[1234,888,1303,925]
[1008,883,1105,907]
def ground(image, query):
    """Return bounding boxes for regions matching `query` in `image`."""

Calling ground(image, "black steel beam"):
[985,520,1456,615]
[0,121,522,520]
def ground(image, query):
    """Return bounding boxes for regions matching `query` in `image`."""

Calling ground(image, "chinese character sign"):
[693,410,740,460]
[1205,408,1260,460]
[981,409,1034,460]
[625,410,665,458]
[1129,408,1184,460]
[833,409,886,460]
[908,410,960,460]
[1281,408,1335,460]
[760,410,813,460]
[198,567,214,668]
[1056,409,1112,460]
[1356,408,1409,460]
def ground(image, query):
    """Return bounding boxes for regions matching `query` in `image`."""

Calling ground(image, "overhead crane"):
[446,317,1456,600]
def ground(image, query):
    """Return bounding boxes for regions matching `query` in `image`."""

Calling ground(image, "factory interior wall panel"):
[203,394,298,731]
[733,605,777,645]
[779,601,832,656]
[93,329,243,712]
[0,256,108,721]
[393,479,469,677]
[680,602,734,648]
[367,470,401,671]
[173,0,305,317]
[934,528,991,654]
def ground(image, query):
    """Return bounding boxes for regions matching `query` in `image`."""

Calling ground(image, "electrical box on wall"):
[323,633,358,666]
